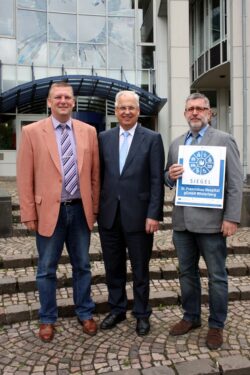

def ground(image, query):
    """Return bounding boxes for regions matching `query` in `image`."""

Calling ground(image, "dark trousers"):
[99,206,153,318]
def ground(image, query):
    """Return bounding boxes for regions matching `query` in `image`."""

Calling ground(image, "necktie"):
[191,134,199,145]
[60,124,78,195]
[119,131,130,173]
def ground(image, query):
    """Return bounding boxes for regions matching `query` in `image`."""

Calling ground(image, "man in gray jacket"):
[165,93,243,350]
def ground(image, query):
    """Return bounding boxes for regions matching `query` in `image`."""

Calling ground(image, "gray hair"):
[186,92,210,108]
[115,90,140,108]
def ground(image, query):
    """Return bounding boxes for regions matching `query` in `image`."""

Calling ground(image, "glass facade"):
[191,0,228,82]
[0,0,155,93]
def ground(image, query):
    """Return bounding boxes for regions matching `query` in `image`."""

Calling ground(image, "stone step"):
[1,276,250,325]
[0,254,250,296]
[1,229,250,269]
[11,217,173,237]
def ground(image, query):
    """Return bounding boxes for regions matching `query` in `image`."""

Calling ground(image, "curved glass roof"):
[0,75,167,115]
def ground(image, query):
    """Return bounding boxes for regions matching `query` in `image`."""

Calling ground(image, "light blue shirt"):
[165,124,209,188]
[51,116,81,201]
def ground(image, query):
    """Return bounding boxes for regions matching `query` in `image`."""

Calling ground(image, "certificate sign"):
[175,145,226,208]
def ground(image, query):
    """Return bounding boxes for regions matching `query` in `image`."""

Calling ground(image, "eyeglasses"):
[117,106,138,112]
[185,106,209,113]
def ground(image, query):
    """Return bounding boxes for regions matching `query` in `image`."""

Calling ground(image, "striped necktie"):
[60,124,78,195]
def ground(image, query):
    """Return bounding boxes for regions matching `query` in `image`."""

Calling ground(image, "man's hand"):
[221,220,238,237]
[145,218,159,234]
[168,164,184,181]
[24,220,38,232]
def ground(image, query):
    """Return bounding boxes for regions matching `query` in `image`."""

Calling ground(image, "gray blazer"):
[165,126,243,233]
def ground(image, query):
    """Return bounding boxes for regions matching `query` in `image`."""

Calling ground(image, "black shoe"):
[136,318,150,336]
[100,313,126,330]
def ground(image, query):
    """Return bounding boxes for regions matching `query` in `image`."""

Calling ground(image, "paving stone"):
[0,276,16,294]
[227,262,247,276]
[142,365,175,374]
[18,275,36,292]
[5,303,30,324]
[238,285,250,300]
[105,370,140,375]
[174,359,220,374]
[161,264,178,279]
[218,355,250,374]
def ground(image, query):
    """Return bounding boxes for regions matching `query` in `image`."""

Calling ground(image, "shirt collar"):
[119,123,137,136]
[51,115,72,130]
[186,124,209,142]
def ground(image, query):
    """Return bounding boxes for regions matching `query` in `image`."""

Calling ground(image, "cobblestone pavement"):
[1,179,250,374]
[0,302,249,374]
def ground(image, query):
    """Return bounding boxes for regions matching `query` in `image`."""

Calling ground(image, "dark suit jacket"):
[165,126,243,233]
[98,124,165,232]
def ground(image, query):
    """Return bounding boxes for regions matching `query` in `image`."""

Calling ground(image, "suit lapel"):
[200,126,214,145]
[42,117,61,174]
[72,120,85,174]
[112,126,120,175]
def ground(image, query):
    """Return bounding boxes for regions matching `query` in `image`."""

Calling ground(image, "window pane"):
[0,120,16,150]
[0,0,14,36]
[49,42,77,67]
[79,44,106,68]
[138,0,153,42]
[0,39,16,64]
[17,66,32,85]
[2,65,16,91]
[108,0,135,16]
[17,10,47,65]
[79,16,106,43]
[48,0,76,13]
[78,0,105,15]
[137,46,155,69]
[108,17,134,69]
[211,0,220,43]
[17,0,47,10]
[49,14,76,42]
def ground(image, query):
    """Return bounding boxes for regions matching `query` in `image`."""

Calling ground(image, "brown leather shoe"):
[39,324,55,342]
[206,328,223,350]
[169,319,201,336]
[81,318,97,336]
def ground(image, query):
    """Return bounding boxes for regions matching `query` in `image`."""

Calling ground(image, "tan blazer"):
[17,117,100,237]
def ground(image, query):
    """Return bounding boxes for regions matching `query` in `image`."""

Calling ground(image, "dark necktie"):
[60,124,78,195]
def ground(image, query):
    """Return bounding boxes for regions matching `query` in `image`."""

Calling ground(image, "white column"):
[167,0,190,143]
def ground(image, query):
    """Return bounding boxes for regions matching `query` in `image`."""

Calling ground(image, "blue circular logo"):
[189,150,214,175]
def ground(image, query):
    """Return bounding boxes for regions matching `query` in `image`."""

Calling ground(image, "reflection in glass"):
[79,44,106,68]
[49,42,77,67]
[137,46,155,69]
[17,0,46,10]
[2,65,16,91]
[108,17,134,69]
[78,0,105,15]
[0,0,14,36]
[0,39,16,64]
[138,0,153,43]
[108,0,134,16]
[211,0,220,43]
[79,16,106,43]
[0,121,16,150]
[17,10,47,65]
[48,0,76,13]
[49,14,76,42]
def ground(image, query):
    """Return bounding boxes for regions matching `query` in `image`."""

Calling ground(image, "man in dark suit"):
[98,90,165,336]
[165,93,243,350]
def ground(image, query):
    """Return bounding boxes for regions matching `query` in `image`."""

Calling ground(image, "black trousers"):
[98,205,153,318]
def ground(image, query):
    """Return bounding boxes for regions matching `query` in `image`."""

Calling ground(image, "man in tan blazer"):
[17,81,100,342]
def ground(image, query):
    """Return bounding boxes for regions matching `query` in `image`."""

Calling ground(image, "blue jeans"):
[173,230,228,328]
[36,202,95,323]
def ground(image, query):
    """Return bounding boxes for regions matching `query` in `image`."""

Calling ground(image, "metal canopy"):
[0,75,167,116]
